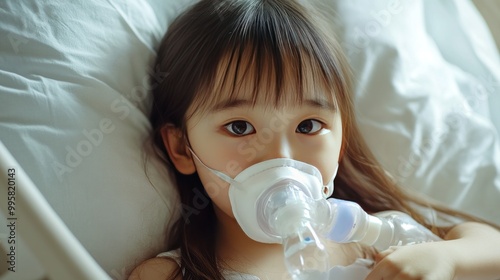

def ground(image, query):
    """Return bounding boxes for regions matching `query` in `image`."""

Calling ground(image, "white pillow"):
[326,0,500,225]
[0,1,196,279]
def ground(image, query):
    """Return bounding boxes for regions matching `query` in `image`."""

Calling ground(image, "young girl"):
[130,0,500,279]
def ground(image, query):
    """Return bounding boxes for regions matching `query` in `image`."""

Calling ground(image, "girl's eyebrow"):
[211,98,337,112]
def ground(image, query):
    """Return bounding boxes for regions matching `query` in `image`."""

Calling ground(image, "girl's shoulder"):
[128,250,181,280]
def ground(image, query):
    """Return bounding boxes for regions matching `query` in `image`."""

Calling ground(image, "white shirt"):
[157,249,373,279]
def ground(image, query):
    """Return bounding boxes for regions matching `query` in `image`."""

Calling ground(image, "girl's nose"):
[260,135,293,161]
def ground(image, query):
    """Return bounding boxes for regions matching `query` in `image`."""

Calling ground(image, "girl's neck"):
[214,206,289,277]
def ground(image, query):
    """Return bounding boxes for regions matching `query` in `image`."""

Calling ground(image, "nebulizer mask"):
[227,158,338,280]
[190,147,337,279]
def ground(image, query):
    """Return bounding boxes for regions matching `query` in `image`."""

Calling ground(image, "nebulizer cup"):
[256,179,442,280]
[257,179,331,280]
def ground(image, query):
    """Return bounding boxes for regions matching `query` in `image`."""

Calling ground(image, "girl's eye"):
[296,119,323,134]
[224,121,255,136]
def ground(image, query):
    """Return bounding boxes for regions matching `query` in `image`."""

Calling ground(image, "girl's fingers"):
[374,246,397,263]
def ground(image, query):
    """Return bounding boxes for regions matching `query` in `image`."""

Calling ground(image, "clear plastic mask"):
[189,148,337,244]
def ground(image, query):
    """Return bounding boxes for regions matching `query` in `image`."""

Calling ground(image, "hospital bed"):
[1,0,499,279]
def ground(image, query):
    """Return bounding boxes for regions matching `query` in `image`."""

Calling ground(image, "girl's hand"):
[365,242,456,280]
[365,222,500,280]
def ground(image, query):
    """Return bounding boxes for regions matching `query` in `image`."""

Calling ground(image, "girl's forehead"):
[212,86,332,109]
[189,79,336,117]
[188,50,338,116]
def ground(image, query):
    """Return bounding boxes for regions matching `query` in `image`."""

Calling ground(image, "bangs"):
[186,0,349,118]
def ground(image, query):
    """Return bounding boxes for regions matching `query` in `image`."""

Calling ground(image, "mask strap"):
[187,147,237,185]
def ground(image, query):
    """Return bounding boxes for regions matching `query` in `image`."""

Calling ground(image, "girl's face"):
[185,89,343,220]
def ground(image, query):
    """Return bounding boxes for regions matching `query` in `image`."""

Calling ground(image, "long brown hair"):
[149,0,491,279]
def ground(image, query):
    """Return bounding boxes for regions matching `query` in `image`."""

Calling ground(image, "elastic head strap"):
[187,147,237,185]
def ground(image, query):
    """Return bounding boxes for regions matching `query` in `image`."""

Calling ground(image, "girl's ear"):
[160,125,196,175]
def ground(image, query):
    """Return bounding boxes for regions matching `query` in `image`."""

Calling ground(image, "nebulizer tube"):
[257,180,441,280]
[323,198,442,251]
